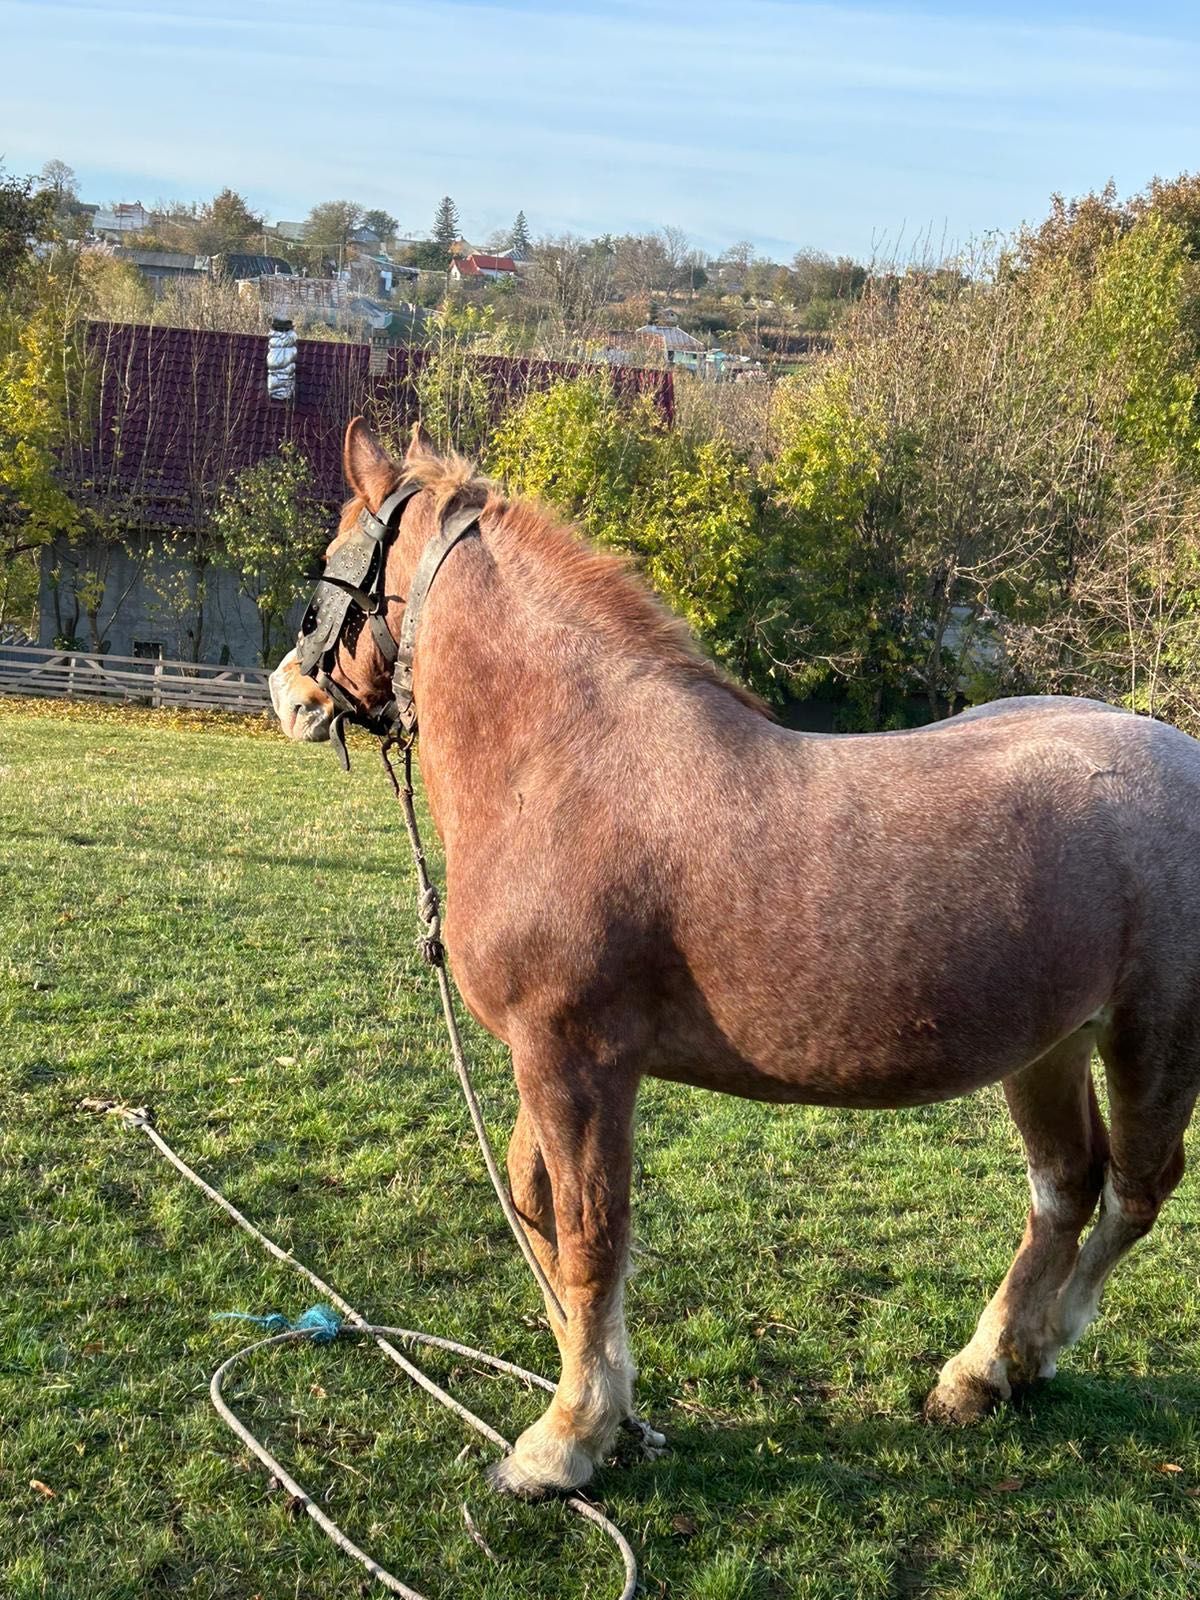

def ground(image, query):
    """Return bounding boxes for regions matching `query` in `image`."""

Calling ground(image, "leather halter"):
[294,483,481,768]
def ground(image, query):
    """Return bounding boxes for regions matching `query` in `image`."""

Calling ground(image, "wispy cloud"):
[2,0,1199,257]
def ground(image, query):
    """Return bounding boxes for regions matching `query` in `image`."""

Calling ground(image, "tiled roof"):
[68,322,674,528]
[636,324,705,351]
[456,254,518,275]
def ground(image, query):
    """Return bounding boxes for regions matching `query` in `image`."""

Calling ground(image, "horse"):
[270,418,1200,1498]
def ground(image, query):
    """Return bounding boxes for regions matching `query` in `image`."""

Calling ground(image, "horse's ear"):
[406,420,434,462]
[343,417,397,509]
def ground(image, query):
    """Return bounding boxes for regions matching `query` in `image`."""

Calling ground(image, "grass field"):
[3,701,1200,1600]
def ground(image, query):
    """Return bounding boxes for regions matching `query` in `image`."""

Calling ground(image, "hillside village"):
[38,163,867,376]
[7,157,1200,742]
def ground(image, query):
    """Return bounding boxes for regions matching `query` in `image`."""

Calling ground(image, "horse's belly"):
[646,1024,1056,1109]
[650,909,1119,1109]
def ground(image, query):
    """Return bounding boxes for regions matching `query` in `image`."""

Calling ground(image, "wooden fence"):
[0,645,272,714]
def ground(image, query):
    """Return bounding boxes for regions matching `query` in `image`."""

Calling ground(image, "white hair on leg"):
[1051,1174,1144,1353]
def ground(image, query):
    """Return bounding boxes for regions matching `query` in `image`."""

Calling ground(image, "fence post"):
[152,656,164,708]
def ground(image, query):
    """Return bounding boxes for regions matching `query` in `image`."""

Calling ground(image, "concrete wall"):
[39,535,306,666]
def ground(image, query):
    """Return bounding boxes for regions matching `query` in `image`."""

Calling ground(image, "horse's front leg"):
[490,1047,639,1498]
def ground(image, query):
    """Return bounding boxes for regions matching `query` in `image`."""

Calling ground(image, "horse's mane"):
[487,484,770,720]
[351,444,771,718]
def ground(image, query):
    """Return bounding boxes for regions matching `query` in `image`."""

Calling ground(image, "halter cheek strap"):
[391,502,486,734]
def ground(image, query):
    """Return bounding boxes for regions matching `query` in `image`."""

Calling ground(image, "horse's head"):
[270,418,455,744]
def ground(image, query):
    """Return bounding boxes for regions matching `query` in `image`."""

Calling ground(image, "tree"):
[304,200,363,272]
[722,241,756,278]
[194,188,262,256]
[525,234,616,336]
[0,167,55,289]
[37,160,77,205]
[395,238,450,273]
[361,208,398,243]
[212,443,328,664]
[767,208,1200,730]
[511,210,531,254]
[432,196,460,256]
[658,225,702,293]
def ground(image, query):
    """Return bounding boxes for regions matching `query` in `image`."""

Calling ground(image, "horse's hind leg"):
[927,1031,1108,1424]
[490,1047,639,1498]
[1042,1026,1196,1369]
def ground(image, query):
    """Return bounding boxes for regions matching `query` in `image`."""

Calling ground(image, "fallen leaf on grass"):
[30,1479,56,1498]
[990,1478,1023,1493]
[671,1514,698,1538]
[1159,1463,1185,1474]
[275,1055,297,1066]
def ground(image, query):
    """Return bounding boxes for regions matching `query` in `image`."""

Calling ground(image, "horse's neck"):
[416,534,763,847]
[417,545,580,839]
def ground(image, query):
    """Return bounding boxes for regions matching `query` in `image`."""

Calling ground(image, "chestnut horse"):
[271,420,1200,1498]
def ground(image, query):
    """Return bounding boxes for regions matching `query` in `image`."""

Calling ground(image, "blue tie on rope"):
[212,1304,343,1344]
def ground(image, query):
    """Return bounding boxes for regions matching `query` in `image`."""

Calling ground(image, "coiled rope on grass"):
[113,1107,637,1600]
[103,736,641,1599]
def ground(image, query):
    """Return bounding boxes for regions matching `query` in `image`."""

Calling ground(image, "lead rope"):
[111,731,639,1600]
[379,735,567,1327]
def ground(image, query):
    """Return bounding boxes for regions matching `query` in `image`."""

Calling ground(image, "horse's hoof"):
[924,1371,1005,1426]
[486,1426,596,1499]
[486,1454,559,1500]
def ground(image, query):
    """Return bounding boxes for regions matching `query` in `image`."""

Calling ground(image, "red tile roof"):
[70,322,673,527]
[456,253,518,275]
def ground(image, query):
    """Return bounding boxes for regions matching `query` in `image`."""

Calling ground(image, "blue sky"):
[2,0,1199,261]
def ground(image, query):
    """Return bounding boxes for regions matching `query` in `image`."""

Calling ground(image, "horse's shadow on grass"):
[608,1366,1200,1517]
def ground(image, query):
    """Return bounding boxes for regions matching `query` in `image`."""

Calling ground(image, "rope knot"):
[419,885,440,925]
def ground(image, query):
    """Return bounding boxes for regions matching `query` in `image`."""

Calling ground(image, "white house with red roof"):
[449,252,519,283]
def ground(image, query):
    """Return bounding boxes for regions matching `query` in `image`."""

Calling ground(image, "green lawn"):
[3,702,1200,1600]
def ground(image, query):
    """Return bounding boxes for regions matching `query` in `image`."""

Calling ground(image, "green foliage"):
[0,546,39,632]
[398,238,451,272]
[487,374,785,695]
[766,208,1200,727]
[194,188,262,257]
[770,368,912,720]
[0,261,85,568]
[1076,213,1199,475]
[303,199,363,270]
[212,442,327,664]
[486,371,658,533]
[413,329,498,458]
[639,433,781,682]
[361,207,398,243]
[0,166,55,289]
